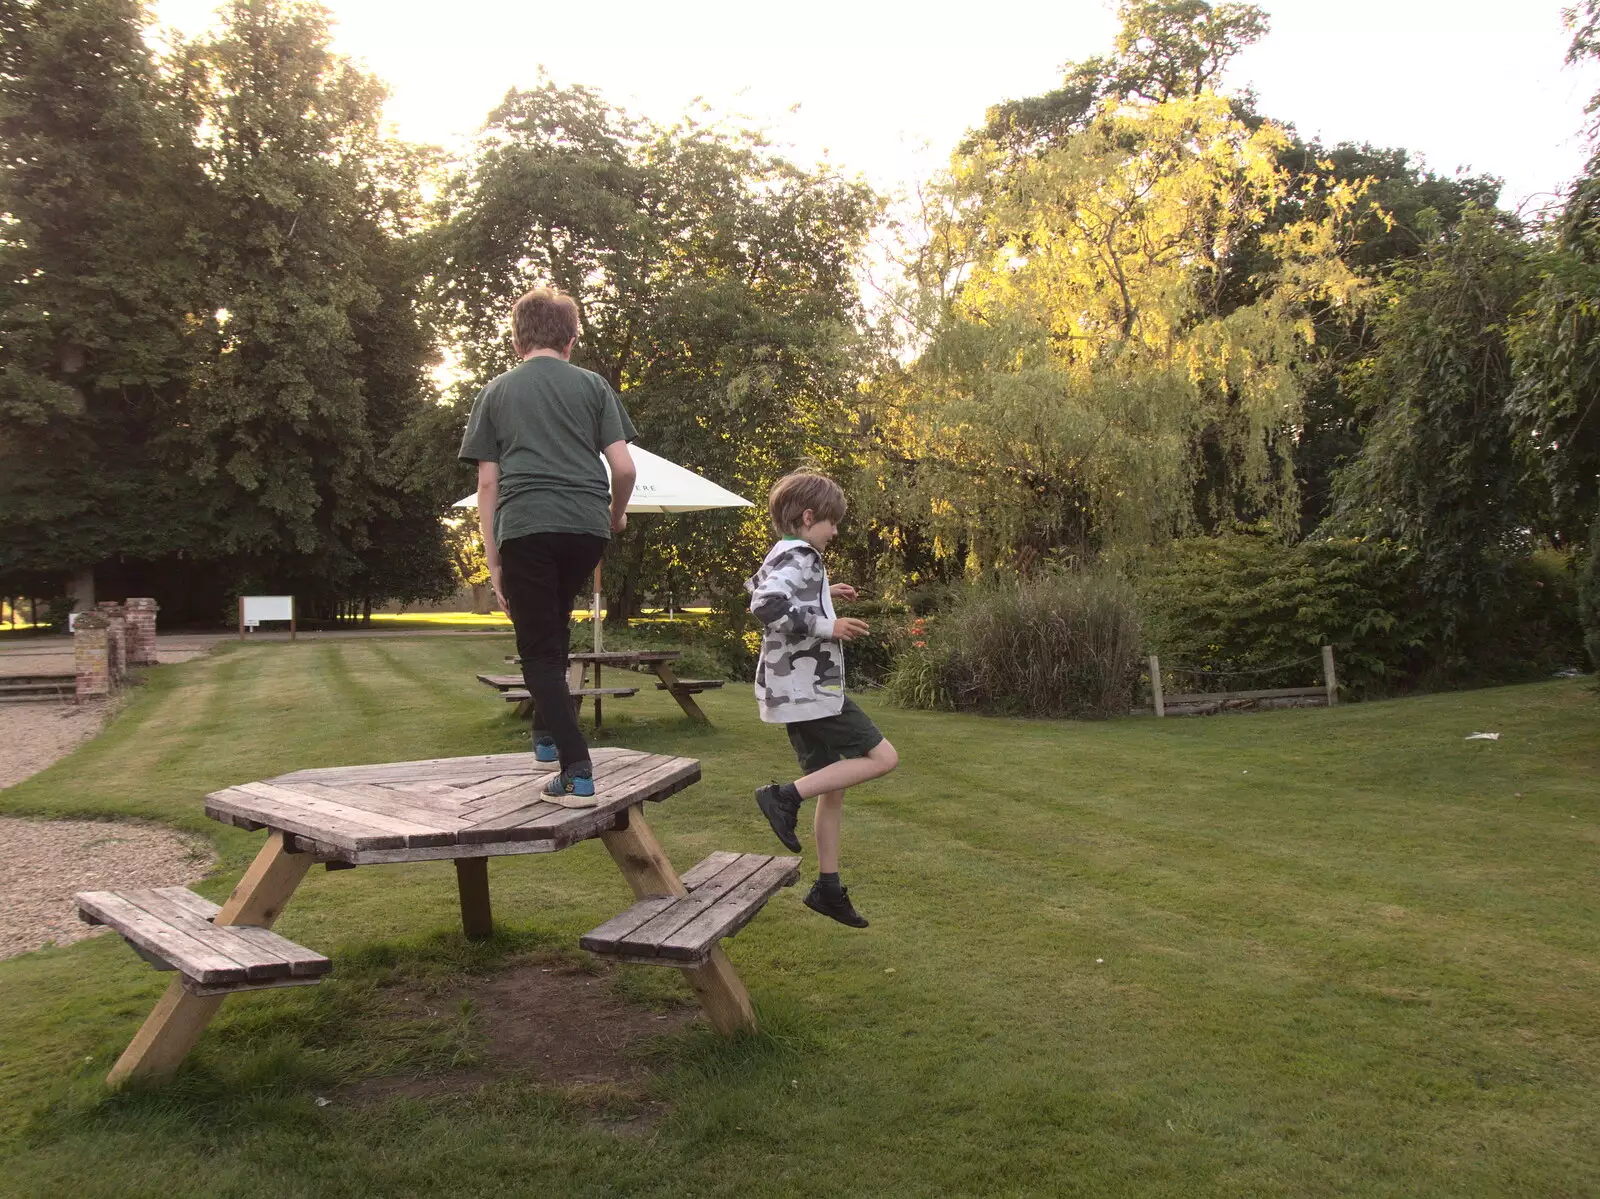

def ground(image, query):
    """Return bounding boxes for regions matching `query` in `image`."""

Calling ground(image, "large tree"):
[180,0,452,615]
[0,0,454,620]
[430,82,880,619]
[1510,0,1600,667]
[0,0,211,601]
[1332,206,1539,651]
[890,91,1366,570]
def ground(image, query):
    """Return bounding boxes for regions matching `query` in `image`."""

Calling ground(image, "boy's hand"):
[611,510,628,533]
[829,583,858,602]
[490,565,508,613]
[832,617,870,641]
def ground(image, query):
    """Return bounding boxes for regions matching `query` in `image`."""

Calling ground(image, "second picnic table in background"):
[478,649,725,725]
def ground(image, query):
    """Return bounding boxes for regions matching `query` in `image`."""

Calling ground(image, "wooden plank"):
[654,680,725,691]
[75,891,248,984]
[105,833,315,1087]
[655,856,801,961]
[592,752,691,797]
[599,755,701,805]
[476,673,524,689]
[680,851,745,891]
[596,806,755,1034]
[466,753,670,841]
[233,781,455,847]
[578,896,681,953]
[292,781,471,830]
[616,855,772,955]
[128,889,291,981]
[139,888,329,978]
[1162,686,1328,704]
[209,791,402,851]
[275,752,539,784]
[340,838,562,864]
[502,687,638,701]
[458,776,564,829]
[508,760,693,839]
[206,787,405,851]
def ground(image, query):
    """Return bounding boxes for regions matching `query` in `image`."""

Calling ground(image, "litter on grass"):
[1465,732,1501,741]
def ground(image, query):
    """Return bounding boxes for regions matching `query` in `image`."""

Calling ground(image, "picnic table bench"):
[76,887,330,995]
[91,748,784,1087]
[484,649,724,725]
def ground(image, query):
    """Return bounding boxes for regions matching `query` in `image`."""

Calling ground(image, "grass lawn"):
[1,637,1596,1197]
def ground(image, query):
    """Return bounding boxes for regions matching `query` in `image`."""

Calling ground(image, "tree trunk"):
[605,524,651,628]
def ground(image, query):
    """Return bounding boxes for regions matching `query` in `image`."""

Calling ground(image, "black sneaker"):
[803,880,869,928]
[754,783,801,852]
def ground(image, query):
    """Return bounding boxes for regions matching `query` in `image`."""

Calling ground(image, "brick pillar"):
[75,611,111,701]
[97,601,127,688]
[126,598,159,666]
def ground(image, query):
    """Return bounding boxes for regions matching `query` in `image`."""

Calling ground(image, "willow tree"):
[895,92,1368,569]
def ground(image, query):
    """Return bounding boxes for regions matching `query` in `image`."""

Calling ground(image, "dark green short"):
[786,696,885,774]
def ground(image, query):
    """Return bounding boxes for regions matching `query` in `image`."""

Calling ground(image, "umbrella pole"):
[593,560,603,654]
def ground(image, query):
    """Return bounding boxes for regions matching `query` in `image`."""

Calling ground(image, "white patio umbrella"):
[454,445,752,648]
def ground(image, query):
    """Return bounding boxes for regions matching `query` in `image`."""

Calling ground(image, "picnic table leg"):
[105,831,314,1086]
[567,659,588,726]
[598,805,756,1036]
[454,858,493,939]
[652,661,709,723]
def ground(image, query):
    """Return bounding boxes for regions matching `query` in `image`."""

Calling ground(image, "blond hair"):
[768,471,847,537]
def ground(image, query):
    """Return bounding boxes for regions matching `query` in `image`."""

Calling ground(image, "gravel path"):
[1,696,216,962]
[0,817,214,960]
[0,699,109,790]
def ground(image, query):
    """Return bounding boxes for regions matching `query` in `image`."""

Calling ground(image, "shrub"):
[888,570,1143,719]
[884,645,956,710]
[1138,533,1583,699]
[835,598,910,686]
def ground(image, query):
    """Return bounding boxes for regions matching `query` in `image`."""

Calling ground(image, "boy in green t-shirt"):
[458,286,637,797]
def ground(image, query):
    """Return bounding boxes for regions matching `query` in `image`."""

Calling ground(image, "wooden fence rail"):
[1145,646,1338,717]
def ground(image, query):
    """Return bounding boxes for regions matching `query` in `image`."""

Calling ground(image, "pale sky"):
[153,0,1600,213]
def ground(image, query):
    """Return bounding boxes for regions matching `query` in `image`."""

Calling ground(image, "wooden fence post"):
[1322,645,1338,706]
[1149,653,1165,718]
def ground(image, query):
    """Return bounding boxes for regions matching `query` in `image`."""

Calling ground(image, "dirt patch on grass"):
[342,959,696,1113]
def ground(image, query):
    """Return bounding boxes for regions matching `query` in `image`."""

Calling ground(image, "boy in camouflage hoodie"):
[746,472,899,927]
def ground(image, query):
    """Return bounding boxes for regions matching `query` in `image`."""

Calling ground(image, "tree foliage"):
[970,0,1269,163]
[0,0,453,617]
[429,82,880,618]
[894,92,1367,568]
[1332,207,1539,647]
[0,0,210,591]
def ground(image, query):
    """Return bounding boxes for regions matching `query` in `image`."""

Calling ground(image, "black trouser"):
[500,531,607,772]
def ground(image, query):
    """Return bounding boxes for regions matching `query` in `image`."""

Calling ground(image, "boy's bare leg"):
[813,789,844,874]
[794,739,898,800]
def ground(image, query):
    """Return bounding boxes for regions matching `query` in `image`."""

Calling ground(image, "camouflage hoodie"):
[745,538,845,724]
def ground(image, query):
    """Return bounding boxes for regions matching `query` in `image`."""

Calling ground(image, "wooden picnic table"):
[103,747,764,1086]
[492,648,724,725]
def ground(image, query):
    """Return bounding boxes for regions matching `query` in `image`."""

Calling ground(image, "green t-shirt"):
[457,356,637,546]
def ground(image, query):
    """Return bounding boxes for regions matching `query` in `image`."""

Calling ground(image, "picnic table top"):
[204,747,700,865]
[568,649,682,665]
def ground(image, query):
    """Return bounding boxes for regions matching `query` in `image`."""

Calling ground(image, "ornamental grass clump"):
[888,570,1143,719]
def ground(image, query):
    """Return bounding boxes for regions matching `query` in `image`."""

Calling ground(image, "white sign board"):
[241,595,294,627]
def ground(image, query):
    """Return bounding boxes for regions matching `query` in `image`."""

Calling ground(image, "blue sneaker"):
[533,736,559,763]
[544,768,595,799]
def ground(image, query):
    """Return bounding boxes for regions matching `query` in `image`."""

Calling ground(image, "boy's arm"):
[749,552,834,639]
[476,460,505,612]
